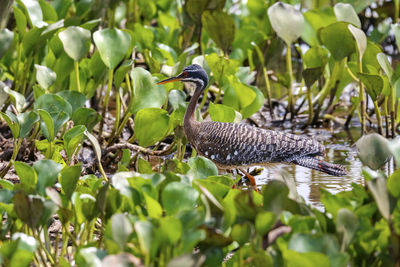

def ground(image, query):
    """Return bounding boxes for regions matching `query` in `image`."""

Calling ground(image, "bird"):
[157,64,347,188]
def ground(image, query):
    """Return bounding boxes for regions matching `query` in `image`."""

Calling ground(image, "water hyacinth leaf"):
[367,177,390,220]
[134,221,156,257]
[144,193,162,218]
[137,157,153,174]
[348,24,367,62]
[111,213,133,250]
[209,103,236,123]
[0,28,14,59]
[72,107,101,132]
[34,159,62,196]
[34,93,73,117]
[202,10,235,54]
[37,109,54,141]
[205,53,238,84]
[13,191,44,228]
[59,26,91,61]
[336,208,359,250]
[391,23,400,52]
[303,67,323,88]
[130,67,166,114]
[389,138,400,165]
[255,211,276,235]
[80,193,99,221]
[114,60,133,89]
[64,125,86,160]
[355,133,391,170]
[134,108,170,147]
[162,182,199,215]
[268,2,304,44]
[168,90,186,110]
[377,53,393,79]
[14,6,27,37]
[357,73,383,101]
[59,163,82,200]
[93,28,131,69]
[57,90,86,113]
[101,253,142,266]
[18,111,39,138]
[159,216,182,245]
[303,46,329,69]
[84,130,102,170]
[35,64,56,89]
[262,180,289,216]
[0,111,20,139]
[4,86,26,112]
[230,222,252,246]
[132,23,154,51]
[387,170,400,198]
[14,161,37,193]
[188,156,218,179]
[38,0,58,21]
[302,8,337,46]
[21,0,46,28]
[0,82,8,107]
[334,3,361,28]
[319,22,356,61]
[75,247,103,267]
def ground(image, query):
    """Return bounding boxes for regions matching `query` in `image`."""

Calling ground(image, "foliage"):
[0,0,399,266]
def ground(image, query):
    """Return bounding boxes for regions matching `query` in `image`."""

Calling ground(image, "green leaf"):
[18,111,39,138]
[34,159,62,196]
[114,60,133,89]
[334,3,361,28]
[188,156,218,179]
[111,213,133,250]
[14,161,37,194]
[0,29,14,59]
[159,216,182,245]
[208,103,236,123]
[231,222,251,246]
[72,107,101,132]
[319,22,356,61]
[64,125,86,160]
[302,8,336,46]
[13,6,27,37]
[144,193,163,218]
[387,169,400,198]
[268,2,304,44]
[302,67,323,88]
[348,24,367,63]
[336,208,359,249]
[255,211,276,235]
[202,10,235,54]
[391,23,400,53]
[4,86,26,113]
[134,221,156,258]
[303,46,329,69]
[84,130,103,174]
[262,180,289,216]
[57,90,86,113]
[0,82,8,107]
[38,0,58,21]
[130,67,166,114]
[205,53,239,84]
[13,191,44,228]
[34,93,73,117]
[355,133,391,170]
[35,64,56,89]
[21,0,46,28]
[134,108,170,147]
[377,53,393,79]
[59,26,91,61]
[162,182,199,215]
[93,28,131,69]
[0,111,20,139]
[357,73,383,101]
[37,109,54,141]
[367,177,390,220]
[59,164,82,200]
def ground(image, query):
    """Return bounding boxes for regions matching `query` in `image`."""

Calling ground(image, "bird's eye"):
[183,71,189,77]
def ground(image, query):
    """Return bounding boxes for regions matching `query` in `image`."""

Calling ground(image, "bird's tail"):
[292,157,347,176]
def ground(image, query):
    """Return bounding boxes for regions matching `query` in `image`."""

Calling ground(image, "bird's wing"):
[193,122,324,166]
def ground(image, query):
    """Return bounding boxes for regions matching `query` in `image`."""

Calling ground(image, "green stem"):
[395,0,399,22]
[373,100,383,134]
[359,64,366,135]
[385,96,389,137]
[307,85,314,125]
[99,69,114,139]
[33,229,56,265]
[286,42,294,120]
[108,88,121,144]
[0,138,21,178]
[74,61,81,93]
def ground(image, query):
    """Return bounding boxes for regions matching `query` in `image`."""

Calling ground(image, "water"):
[254,127,366,210]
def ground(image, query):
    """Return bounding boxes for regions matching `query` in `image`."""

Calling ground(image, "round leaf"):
[188,156,218,179]
[268,2,304,44]
[209,103,236,123]
[319,22,356,61]
[348,24,367,62]
[162,182,199,215]
[33,159,63,196]
[93,28,131,69]
[134,108,170,147]
[334,3,361,28]
[0,28,14,59]
[355,133,391,170]
[59,26,91,61]
[35,64,56,89]
[202,10,235,54]
[34,93,73,117]
[111,213,133,250]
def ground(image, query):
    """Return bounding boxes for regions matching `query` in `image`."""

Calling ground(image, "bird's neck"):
[183,88,202,142]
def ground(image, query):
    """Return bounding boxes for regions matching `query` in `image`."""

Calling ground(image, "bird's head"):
[157,64,209,91]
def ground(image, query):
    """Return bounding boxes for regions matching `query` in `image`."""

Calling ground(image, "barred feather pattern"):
[186,121,347,176]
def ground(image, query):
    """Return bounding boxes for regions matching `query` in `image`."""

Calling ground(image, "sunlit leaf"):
[34,159,62,195]
[4,86,26,112]
[357,72,383,101]
[64,125,85,160]
[59,163,82,200]
[162,182,199,215]
[209,103,236,123]
[59,26,91,61]
[319,22,356,61]
[367,176,390,220]
[202,10,235,54]
[336,208,359,249]
[0,28,14,59]
[111,213,133,250]
[355,133,391,170]
[334,3,361,28]
[134,108,170,147]
[35,64,56,89]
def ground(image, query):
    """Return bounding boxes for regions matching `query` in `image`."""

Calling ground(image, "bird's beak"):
[157,76,182,85]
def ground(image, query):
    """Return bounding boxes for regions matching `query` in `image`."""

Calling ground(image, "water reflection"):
[255,127,366,210]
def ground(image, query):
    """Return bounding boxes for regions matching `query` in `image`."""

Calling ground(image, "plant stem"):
[373,100,383,134]
[74,61,81,93]
[108,88,121,144]
[286,42,294,120]
[0,138,21,178]
[307,85,314,125]
[99,69,114,139]
[359,64,366,135]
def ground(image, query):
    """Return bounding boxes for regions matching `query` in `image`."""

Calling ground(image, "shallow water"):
[254,126,367,210]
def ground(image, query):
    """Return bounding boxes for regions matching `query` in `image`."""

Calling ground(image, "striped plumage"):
[158,64,347,177]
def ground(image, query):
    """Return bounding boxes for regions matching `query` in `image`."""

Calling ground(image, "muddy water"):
[254,126,366,210]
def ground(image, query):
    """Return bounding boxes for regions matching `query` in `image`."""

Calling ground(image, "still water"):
[254,127,366,210]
